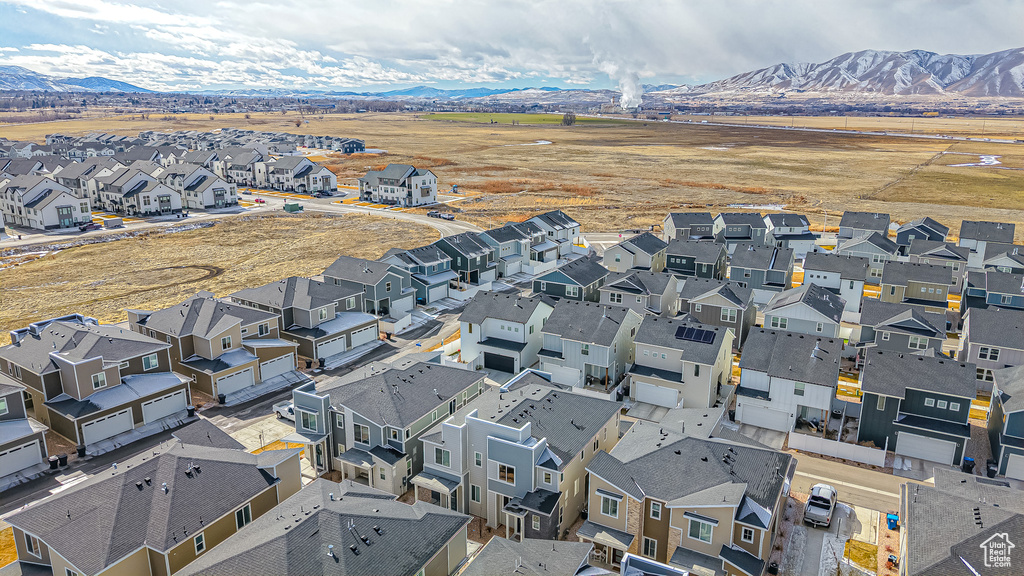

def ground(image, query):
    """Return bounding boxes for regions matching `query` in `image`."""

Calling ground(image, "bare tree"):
[561,112,576,126]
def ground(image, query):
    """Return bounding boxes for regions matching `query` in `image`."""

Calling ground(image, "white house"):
[358,164,437,207]
[800,253,870,315]
[763,283,846,338]
[458,292,553,374]
[0,175,91,231]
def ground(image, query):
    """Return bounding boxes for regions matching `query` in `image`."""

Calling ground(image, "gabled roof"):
[959,220,1015,243]
[880,261,953,287]
[323,255,401,286]
[601,270,676,297]
[530,210,579,230]
[665,239,726,263]
[861,350,975,399]
[138,295,277,338]
[963,306,1024,350]
[232,277,359,311]
[859,299,945,337]
[729,245,793,272]
[380,244,451,268]
[634,317,728,365]
[898,217,949,239]
[764,213,809,228]
[993,365,1024,413]
[460,291,553,325]
[1,319,168,374]
[7,440,292,575]
[618,232,668,256]
[802,252,870,280]
[677,278,752,308]
[481,224,530,244]
[839,211,890,232]
[739,329,842,387]
[541,301,639,347]
[461,537,591,576]
[837,231,899,254]
[436,232,492,258]
[982,242,1024,267]
[170,418,245,450]
[539,257,609,287]
[907,239,969,261]
[665,212,713,231]
[983,270,1024,295]
[764,283,844,324]
[715,212,766,228]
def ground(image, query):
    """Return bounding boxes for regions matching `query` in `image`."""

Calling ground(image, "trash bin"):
[48,455,59,470]
[886,513,899,530]
[186,405,196,418]
[728,409,736,422]
[305,359,313,369]
[987,460,998,478]
[57,453,69,467]
[319,358,326,368]
[767,562,779,575]
[218,393,226,404]
[962,457,976,474]
[76,444,86,458]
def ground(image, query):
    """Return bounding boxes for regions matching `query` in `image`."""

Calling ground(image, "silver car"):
[804,484,838,527]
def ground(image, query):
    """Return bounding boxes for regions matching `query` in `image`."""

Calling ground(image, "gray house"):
[836,232,899,284]
[538,300,644,390]
[479,224,534,278]
[323,255,415,334]
[764,213,818,259]
[533,258,609,302]
[763,283,845,338]
[961,270,1024,320]
[856,299,947,358]
[896,217,949,254]
[959,220,1016,269]
[802,252,870,314]
[879,261,952,314]
[981,242,1024,274]
[603,232,668,273]
[728,244,795,305]
[599,270,681,316]
[379,244,457,305]
[959,307,1024,393]
[459,291,554,375]
[907,240,969,293]
[713,212,767,254]
[677,278,756,350]
[664,239,727,279]
[662,212,714,242]
[0,374,48,479]
[857,351,975,466]
[289,360,487,493]
[528,210,581,257]
[435,232,498,289]
[838,211,890,240]
[988,366,1024,480]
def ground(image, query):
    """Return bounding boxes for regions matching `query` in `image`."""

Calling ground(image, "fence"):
[789,431,887,466]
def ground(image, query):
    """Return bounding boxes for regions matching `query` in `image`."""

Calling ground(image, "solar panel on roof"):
[675,326,715,344]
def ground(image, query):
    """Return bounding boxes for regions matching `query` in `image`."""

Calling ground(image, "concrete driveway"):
[737,423,787,450]
[784,502,861,576]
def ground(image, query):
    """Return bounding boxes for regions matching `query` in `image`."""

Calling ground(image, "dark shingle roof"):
[993,365,1024,413]
[666,239,726,263]
[602,270,677,297]
[861,350,975,399]
[665,212,713,230]
[494,389,621,464]
[739,329,842,387]
[541,301,639,347]
[764,213,809,228]
[963,306,1024,349]
[959,220,1015,244]
[323,255,400,286]
[715,212,766,228]
[880,262,953,287]
[171,419,245,450]
[544,257,609,287]
[839,211,890,232]
[764,283,844,324]
[802,252,870,280]
[1,319,168,374]
[437,232,492,258]
[459,291,553,325]
[677,278,752,308]
[907,240,969,261]
[621,232,668,256]
[898,217,949,239]
[859,299,945,337]
[634,317,728,365]
[232,277,359,311]
[461,537,591,576]
[729,245,793,272]
[837,231,899,254]
[482,224,529,244]
[139,295,278,338]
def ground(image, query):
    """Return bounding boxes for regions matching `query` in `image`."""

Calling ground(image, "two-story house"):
[713,213,767,254]
[159,162,238,209]
[604,232,668,273]
[961,270,1024,320]
[664,239,727,280]
[358,164,437,206]
[379,244,457,305]
[459,292,554,374]
[801,252,869,315]
[93,167,183,216]
[50,157,123,200]
[0,315,191,451]
[959,307,1024,393]
[662,212,715,243]
[262,156,336,193]
[981,242,1024,274]
[479,224,535,278]
[677,278,756,350]
[6,430,301,576]
[528,210,581,257]
[855,299,947,358]
[0,175,91,231]
[627,317,734,409]
[895,217,949,254]
[879,261,951,313]
[838,211,890,240]
[857,350,975,466]
[217,149,264,187]
[907,240,970,293]
[533,258,609,303]
[958,220,1016,269]
[538,301,644,390]
[763,283,845,338]
[728,244,794,305]
[735,329,843,432]
[835,231,899,284]
[581,425,795,574]
[289,360,486,493]
[413,370,621,542]
[230,277,379,361]
[323,255,415,334]
[764,213,818,259]
[435,232,498,291]
[0,374,49,480]
[129,293,302,401]
[599,271,681,316]
[988,366,1024,480]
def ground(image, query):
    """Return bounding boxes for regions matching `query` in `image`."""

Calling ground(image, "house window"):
[385,282,392,291]
[741,527,755,543]
[881,331,890,341]
[642,536,657,558]
[609,293,622,304]
[850,280,855,290]
[529,325,534,334]
[471,484,481,502]
[581,344,590,356]
[66,570,78,576]
[543,471,552,484]
[924,398,935,407]
[566,286,580,298]
[889,286,897,296]
[743,270,751,278]
[142,353,159,371]
[435,448,451,467]
[389,428,400,441]
[467,324,473,334]
[318,308,329,321]
[346,297,356,309]
[614,254,621,262]
[380,468,386,481]
[950,402,960,411]
[498,464,515,484]
[694,303,702,312]
[300,411,317,432]
[24,534,40,557]
[694,364,701,377]
[0,398,6,416]
[721,308,737,322]
[908,336,927,350]
[794,382,805,397]
[815,322,824,333]
[354,424,370,445]
[978,369,994,382]
[650,502,662,520]
[235,504,252,529]
[574,477,580,496]
[194,533,206,554]
[532,515,541,530]
[1001,295,1012,305]
[91,372,107,390]
[769,317,788,330]
[600,495,619,518]
[876,396,886,411]
[688,519,713,543]
[258,323,269,336]
[475,452,482,467]
[636,296,642,303]
[937,400,948,409]
[979,347,1000,361]
[335,413,344,428]
[221,336,232,349]
[540,281,546,290]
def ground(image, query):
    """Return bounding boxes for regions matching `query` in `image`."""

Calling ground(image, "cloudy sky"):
[0,0,1021,92]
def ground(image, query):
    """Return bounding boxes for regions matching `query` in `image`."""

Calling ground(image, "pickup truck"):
[272,400,295,421]
[804,483,838,527]
[439,213,456,221]
[79,223,102,232]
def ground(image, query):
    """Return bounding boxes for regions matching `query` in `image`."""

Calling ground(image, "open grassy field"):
[420,112,629,125]
[670,114,1024,140]
[0,213,436,337]
[2,111,1022,237]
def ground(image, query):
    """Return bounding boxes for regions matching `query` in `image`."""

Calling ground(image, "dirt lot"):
[0,213,436,336]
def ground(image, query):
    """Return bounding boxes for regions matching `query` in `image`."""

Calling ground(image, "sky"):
[0,0,1021,93]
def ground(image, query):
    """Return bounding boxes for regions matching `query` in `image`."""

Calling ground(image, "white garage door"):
[0,440,43,473]
[350,326,378,348]
[317,335,347,359]
[82,409,133,445]
[141,389,187,424]
[216,367,254,396]
[1004,453,1024,481]
[635,381,679,408]
[427,284,448,303]
[260,354,294,380]
[896,432,957,466]
[738,403,791,432]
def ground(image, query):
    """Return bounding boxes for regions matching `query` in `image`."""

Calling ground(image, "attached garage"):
[895,432,957,466]
[260,354,295,380]
[317,335,347,359]
[738,403,791,432]
[0,440,43,473]
[350,325,378,348]
[1004,453,1024,480]
[141,389,187,424]
[484,352,516,373]
[216,367,255,396]
[427,284,448,303]
[82,409,133,445]
[634,381,679,408]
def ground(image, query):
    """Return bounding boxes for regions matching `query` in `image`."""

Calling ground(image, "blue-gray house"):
[988,366,1024,480]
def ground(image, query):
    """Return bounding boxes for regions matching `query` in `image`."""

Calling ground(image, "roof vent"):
[373,525,383,535]
[349,545,360,555]
[162,482,168,494]
[144,477,151,485]
[136,481,144,490]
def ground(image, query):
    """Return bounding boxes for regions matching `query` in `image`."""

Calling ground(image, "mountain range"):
[2,46,1023,100]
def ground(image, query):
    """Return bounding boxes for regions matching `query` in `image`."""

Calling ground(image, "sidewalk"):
[86,410,197,456]
[219,370,312,407]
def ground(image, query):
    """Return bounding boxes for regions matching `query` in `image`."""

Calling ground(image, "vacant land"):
[0,213,436,336]
[420,112,629,125]
[670,114,1024,140]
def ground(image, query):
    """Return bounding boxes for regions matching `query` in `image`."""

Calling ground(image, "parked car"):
[273,400,295,421]
[804,484,838,527]
[79,223,101,232]
[426,211,440,218]
[254,198,266,204]
[439,213,456,221]
[241,189,252,195]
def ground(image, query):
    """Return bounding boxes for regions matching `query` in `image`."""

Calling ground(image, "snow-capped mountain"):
[0,66,151,92]
[678,48,1024,96]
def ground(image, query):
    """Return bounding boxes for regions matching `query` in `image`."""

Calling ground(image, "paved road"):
[790,452,916,513]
